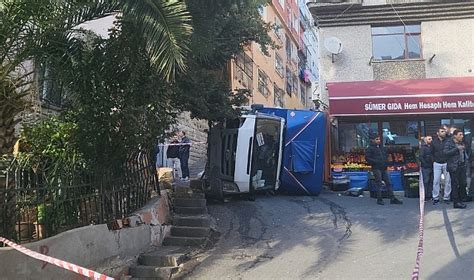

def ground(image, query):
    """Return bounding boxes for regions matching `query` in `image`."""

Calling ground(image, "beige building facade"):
[230,1,311,109]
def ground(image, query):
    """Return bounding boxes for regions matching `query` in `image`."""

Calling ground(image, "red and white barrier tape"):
[0,237,115,280]
[411,170,425,280]
[157,141,207,147]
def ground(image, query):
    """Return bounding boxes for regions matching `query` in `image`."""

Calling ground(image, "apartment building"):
[231,0,319,109]
[307,0,474,176]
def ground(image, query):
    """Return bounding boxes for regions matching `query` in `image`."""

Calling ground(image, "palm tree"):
[0,0,192,156]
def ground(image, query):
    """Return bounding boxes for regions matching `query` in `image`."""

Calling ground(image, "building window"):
[300,85,306,107]
[275,54,284,77]
[235,52,253,78]
[285,35,292,60]
[279,0,285,9]
[274,17,283,41]
[291,42,298,64]
[372,24,421,60]
[37,63,64,107]
[293,14,299,34]
[274,83,284,107]
[338,122,379,152]
[258,69,270,98]
[292,73,298,96]
[285,67,292,96]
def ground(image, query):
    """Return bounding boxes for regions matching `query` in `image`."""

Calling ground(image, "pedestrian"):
[420,135,434,201]
[431,126,451,205]
[166,134,181,180]
[178,130,191,182]
[444,129,469,209]
[365,133,403,205]
[465,131,474,200]
[443,124,455,140]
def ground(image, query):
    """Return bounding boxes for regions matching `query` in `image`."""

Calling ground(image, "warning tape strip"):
[0,237,115,280]
[411,170,425,280]
[157,141,207,147]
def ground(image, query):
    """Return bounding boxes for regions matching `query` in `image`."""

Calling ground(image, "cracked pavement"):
[185,192,474,280]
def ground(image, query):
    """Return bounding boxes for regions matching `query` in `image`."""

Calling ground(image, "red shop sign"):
[327,76,474,116]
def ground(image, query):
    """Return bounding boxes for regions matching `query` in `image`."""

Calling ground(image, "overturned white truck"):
[201,105,327,201]
[203,106,285,201]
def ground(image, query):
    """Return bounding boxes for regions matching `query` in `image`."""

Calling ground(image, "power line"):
[390,3,422,51]
[333,4,354,21]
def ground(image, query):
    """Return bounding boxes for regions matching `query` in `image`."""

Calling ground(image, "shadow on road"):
[427,247,474,280]
[196,192,421,277]
[442,206,461,258]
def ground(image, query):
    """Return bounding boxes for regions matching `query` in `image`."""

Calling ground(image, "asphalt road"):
[186,192,474,280]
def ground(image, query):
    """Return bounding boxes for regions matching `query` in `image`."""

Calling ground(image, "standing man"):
[178,130,191,182]
[444,129,468,209]
[166,135,181,180]
[431,127,451,205]
[420,135,434,201]
[465,131,474,201]
[366,134,403,205]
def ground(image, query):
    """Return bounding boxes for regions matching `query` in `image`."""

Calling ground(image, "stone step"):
[189,179,204,190]
[173,192,205,199]
[129,265,178,279]
[173,215,211,227]
[174,206,208,215]
[174,186,193,194]
[138,246,190,267]
[171,226,210,238]
[173,198,207,207]
[162,236,207,247]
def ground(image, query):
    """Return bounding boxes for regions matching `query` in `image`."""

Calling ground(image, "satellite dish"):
[324,37,343,55]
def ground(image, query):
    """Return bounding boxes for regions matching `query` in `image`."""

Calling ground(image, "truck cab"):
[204,112,285,200]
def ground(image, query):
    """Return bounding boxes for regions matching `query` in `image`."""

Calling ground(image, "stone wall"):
[372,59,425,80]
[157,112,208,178]
[0,191,172,280]
[176,112,208,177]
[423,18,474,79]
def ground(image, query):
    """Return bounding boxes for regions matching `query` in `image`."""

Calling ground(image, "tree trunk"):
[0,111,19,156]
[0,156,17,241]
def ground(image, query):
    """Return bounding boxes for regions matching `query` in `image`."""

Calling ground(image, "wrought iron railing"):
[0,151,158,244]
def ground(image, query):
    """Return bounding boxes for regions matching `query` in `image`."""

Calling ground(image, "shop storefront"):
[327,76,474,194]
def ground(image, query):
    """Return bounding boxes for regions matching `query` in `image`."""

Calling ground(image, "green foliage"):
[175,0,275,122]
[16,115,85,179]
[0,0,192,156]
[120,0,192,80]
[55,23,177,168]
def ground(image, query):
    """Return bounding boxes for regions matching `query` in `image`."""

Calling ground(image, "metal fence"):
[0,151,158,244]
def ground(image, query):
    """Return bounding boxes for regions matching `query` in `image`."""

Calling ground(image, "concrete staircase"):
[129,184,211,279]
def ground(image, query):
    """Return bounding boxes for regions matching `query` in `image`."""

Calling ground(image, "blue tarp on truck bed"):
[259,108,327,195]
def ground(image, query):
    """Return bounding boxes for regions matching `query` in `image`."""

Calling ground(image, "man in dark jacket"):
[178,130,191,182]
[420,136,434,201]
[431,127,451,204]
[166,135,181,180]
[444,129,468,209]
[366,134,403,205]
